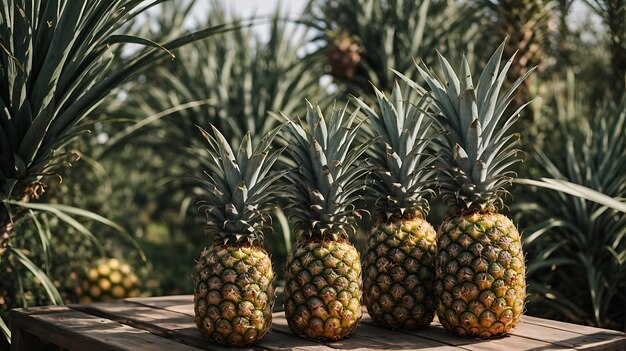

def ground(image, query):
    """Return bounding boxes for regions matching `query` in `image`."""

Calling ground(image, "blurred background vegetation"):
[1,0,625,347]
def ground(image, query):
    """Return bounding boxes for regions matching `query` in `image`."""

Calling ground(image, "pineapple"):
[281,102,370,340]
[353,83,438,330]
[408,42,533,338]
[193,126,284,346]
[78,258,140,303]
[327,32,362,81]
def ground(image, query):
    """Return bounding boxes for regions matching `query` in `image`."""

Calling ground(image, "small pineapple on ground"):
[281,102,370,341]
[78,258,140,303]
[193,126,284,346]
[353,83,438,330]
[407,42,533,338]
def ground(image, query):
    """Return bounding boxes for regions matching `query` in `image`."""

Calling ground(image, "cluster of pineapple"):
[193,43,530,346]
[75,258,141,303]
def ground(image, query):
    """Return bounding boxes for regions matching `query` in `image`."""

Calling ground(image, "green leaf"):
[28,210,51,273]
[7,247,63,305]
[107,34,176,59]
[102,99,212,154]
[274,208,291,253]
[0,315,10,344]
[6,200,145,261]
[515,178,626,213]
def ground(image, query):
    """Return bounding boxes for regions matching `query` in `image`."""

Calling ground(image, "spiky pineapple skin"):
[194,245,274,346]
[78,258,140,303]
[284,239,362,340]
[364,217,436,329]
[436,212,525,338]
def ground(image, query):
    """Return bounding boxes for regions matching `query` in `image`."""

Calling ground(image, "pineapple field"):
[1,0,625,348]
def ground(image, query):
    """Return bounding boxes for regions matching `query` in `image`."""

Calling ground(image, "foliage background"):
[1,0,625,348]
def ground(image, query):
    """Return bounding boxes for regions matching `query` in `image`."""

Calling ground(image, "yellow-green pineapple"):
[412,42,533,338]
[282,103,370,340]
[78,258,140,303]
[353,83,438,329]
[193,126,284,346]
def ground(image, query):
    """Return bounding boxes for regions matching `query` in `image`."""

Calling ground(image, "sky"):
[172,0,310,43]
[190,0,308,27]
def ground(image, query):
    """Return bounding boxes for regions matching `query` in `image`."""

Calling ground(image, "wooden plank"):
[9,326,42,351]
[521,316,626,351]
[270,312,458,351]
[523,315,626,336]
[72,300,262,351]
[351,321,461,350]
[509,318,626,350]
[361,314,575,351]
[258,332,337,351]
[10,306,206,351]
[134,298,466,350]
[122,296,626,351]
[126,295,194,316]
[125,298,335,351]
[75,299,337,351]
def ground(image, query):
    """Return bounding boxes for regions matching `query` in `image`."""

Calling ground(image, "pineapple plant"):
[327,32,362,81]
[0,1,227,343]
[77,258,140,303]
[193,125,284,346]
[353,83,438,330]
[281,102,370,340]
[407,42,534,338]
[304,0,472,96]
[518,96,626,329]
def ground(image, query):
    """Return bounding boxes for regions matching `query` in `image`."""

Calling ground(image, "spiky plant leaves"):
[196,124,286,246]
[517,96,626,329]
[354,81,440,329]
[281,102,371,240]
[93,4,323,265]
[0,0,232,245]
[103,2,325,154]
[516,178,626,213]
[406,42,532,338]
[408,42,534,213]
[582,0,626,99]
[303,0,474,97]
[0,2,231,345]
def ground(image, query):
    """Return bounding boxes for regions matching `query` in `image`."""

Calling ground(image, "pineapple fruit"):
[281,102,370,340]
[193,126,284,346]
[78,258,140,303]
[328,33,362,81]
[353,83,438,330]
[409,42,533,338]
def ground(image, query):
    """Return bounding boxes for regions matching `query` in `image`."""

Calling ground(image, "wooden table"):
[10,295,626,351]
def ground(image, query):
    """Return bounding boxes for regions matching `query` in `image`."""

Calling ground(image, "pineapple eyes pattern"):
[284,241,362,340]
[195,246,274,346]
[77,259,140,303]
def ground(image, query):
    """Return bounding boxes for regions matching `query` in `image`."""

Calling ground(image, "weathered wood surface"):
[9,295,626,351]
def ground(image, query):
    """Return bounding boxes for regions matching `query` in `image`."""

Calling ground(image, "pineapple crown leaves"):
[409,41,535,213]
[352,81,437,221]
[281,101,372,240]
[196,124,286,245]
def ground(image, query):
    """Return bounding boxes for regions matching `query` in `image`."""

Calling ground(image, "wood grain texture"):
[9,296,626,351]
[9,326,42,351]
[10,306,206,351]
[361,314,575,351]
